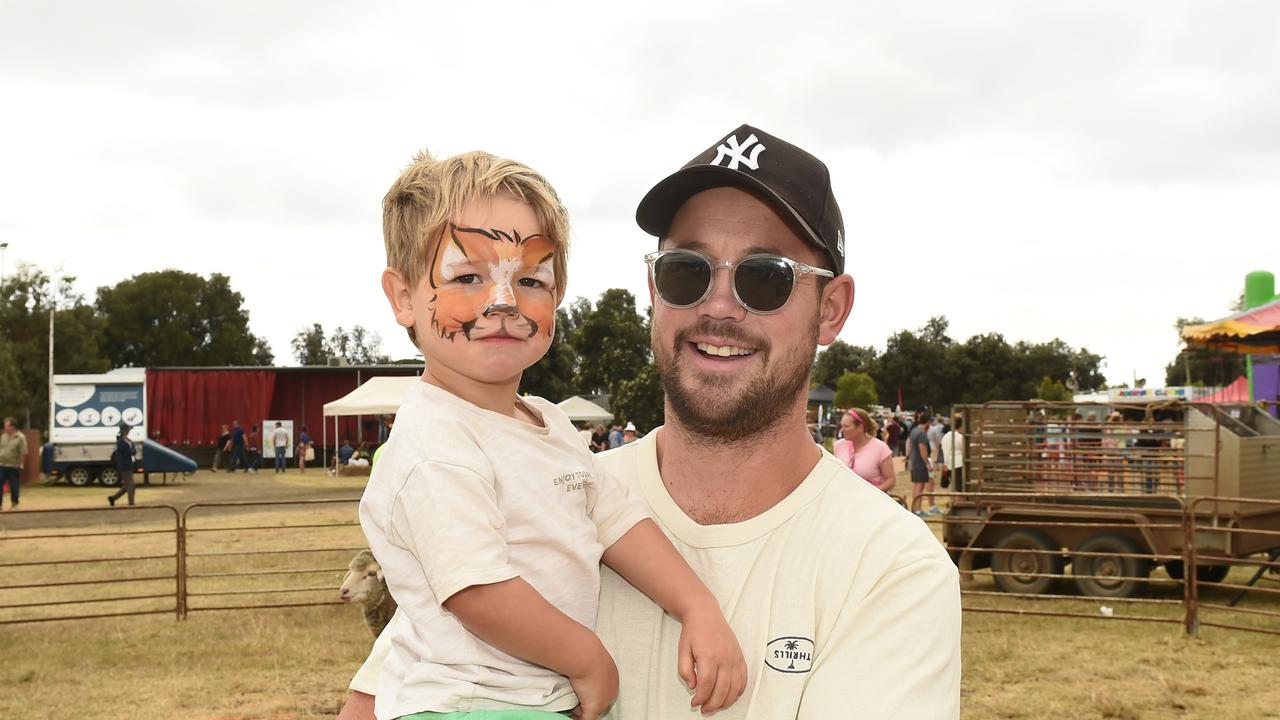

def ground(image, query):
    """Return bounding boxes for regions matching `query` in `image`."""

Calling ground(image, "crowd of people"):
[579,421,639,452]
[210,420,311,474]
[825,407,966,518]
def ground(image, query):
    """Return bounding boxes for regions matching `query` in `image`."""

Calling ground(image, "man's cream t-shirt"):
[358,381,649,720]
[596,429,960,719]
[355,426,961,719]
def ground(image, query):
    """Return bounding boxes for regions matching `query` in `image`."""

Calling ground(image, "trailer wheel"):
[991,530,1062,595]
[66,466,95,486]
[99,468,120,487]
[1073,534,1151,598]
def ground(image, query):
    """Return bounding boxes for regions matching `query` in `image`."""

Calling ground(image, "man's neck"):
[655,407,821,526]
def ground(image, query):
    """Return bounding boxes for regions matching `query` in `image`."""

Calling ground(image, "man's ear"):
[817,274,854,346]
[382,268,417,331]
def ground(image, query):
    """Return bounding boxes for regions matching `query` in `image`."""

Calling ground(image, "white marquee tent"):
[322,375,420,468]
[556,395,613,423]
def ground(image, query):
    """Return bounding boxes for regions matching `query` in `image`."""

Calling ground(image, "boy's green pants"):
[397,711,571,719]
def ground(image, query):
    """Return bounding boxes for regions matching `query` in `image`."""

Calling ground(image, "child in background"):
[360,150,745,720]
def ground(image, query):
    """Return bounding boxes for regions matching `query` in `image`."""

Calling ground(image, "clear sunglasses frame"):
[643,248,835,315]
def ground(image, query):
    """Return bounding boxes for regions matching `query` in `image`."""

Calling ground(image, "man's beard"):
[655,317,817,445]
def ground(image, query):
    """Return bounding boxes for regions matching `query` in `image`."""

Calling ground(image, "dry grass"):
[4,472,1280,719]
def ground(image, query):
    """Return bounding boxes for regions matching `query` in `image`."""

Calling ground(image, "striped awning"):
[1182,299,1280,354]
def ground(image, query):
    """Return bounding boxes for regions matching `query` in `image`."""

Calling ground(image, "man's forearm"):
[443,576,606,679]
[601,519,718,621]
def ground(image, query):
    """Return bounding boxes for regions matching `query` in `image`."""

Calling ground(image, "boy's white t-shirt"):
[358,380,648,720]
[355,426,961,719]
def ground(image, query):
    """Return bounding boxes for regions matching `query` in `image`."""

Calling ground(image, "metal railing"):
[180,498,362,617]
[911,487,1280,637]
[0,505,180,624]
[4,490,1278,637]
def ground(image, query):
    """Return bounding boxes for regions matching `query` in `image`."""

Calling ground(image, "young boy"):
[363,151,746,720]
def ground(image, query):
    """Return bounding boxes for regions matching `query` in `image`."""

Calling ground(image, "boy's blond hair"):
[383,150,570,342]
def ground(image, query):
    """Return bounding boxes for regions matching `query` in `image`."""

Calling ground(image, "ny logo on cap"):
[711,133,766,171]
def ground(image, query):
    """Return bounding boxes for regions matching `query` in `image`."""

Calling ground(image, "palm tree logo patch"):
[765,636,815,674]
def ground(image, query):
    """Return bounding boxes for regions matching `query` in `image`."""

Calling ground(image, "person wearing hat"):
[621,422,638,445]
[342,124,959,719]
[107,421,138,507]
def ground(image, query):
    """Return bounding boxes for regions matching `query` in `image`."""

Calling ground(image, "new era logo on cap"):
[635,123,845,274]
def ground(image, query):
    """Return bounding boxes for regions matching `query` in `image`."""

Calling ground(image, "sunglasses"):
[644,249,834,315]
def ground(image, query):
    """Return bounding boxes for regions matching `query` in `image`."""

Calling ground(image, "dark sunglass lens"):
[653,253,711,306]
[736,257,794,312]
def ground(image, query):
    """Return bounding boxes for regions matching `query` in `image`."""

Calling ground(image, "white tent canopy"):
[322,375,420,469]
[324,375,420,417]
[557,395,613,423]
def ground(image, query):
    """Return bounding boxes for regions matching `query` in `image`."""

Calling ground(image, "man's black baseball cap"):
[636,123,845,274]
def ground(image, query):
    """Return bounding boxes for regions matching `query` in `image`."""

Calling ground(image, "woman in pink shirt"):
[833,408,897,492]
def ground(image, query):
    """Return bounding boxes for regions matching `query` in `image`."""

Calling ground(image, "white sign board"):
[52,380,146,443]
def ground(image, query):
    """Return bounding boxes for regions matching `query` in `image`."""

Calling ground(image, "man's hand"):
[336,690,375,720]
[677,603,748,715]
[567,643,619,720]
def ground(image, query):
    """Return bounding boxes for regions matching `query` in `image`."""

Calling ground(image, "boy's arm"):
[601,519,747,713]
[444,576,612,677]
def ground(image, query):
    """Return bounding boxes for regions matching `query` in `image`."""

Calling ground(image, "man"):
[107,422,137,507]
[213,424,231,472]
[607,422,624,449]
[621,422,637,445]
[927,412,946,486]
[909,412,940,516]
[0,417,27,510]
[245,424,262,474]
[271,421,289,473]
[886,416,902,457]
[941,416,965,491]
[228,420,246,472]
[340,124,960,719]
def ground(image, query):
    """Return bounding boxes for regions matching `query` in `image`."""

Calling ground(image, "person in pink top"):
[833,408,897,492]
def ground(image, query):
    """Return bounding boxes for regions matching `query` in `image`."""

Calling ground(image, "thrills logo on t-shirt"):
[765,636,815,673]
[551,470,594,493]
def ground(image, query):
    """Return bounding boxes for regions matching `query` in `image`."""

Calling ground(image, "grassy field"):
[3,471,1280,719]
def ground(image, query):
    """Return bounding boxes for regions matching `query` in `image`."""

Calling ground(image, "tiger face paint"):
[427,223,557,342]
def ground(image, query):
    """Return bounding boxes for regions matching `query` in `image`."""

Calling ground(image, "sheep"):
[339,550,397,638]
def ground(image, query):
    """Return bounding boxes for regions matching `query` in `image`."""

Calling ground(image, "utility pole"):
[49,272,58,434]
[0,241,9,283]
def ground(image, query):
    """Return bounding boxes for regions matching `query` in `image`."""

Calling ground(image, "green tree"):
[1034,376,1073,402]
[945,333,1020,403]
[521,307,579,400]
[874,316,954,410]
[812,340,879,389]
[328,326,388,365]
[292,323,328,365]
[293,323,391,366]
[834,371,878,410]
[611,362,664,433]
[0,264,110,430]
[96,270,273,367]
[570,289,651,397]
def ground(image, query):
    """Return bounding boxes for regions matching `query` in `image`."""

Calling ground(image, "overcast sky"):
[2,1,1276,387]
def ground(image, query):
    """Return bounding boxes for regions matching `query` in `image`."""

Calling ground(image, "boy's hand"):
[678,602,748,715]
[568,643,619,720]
